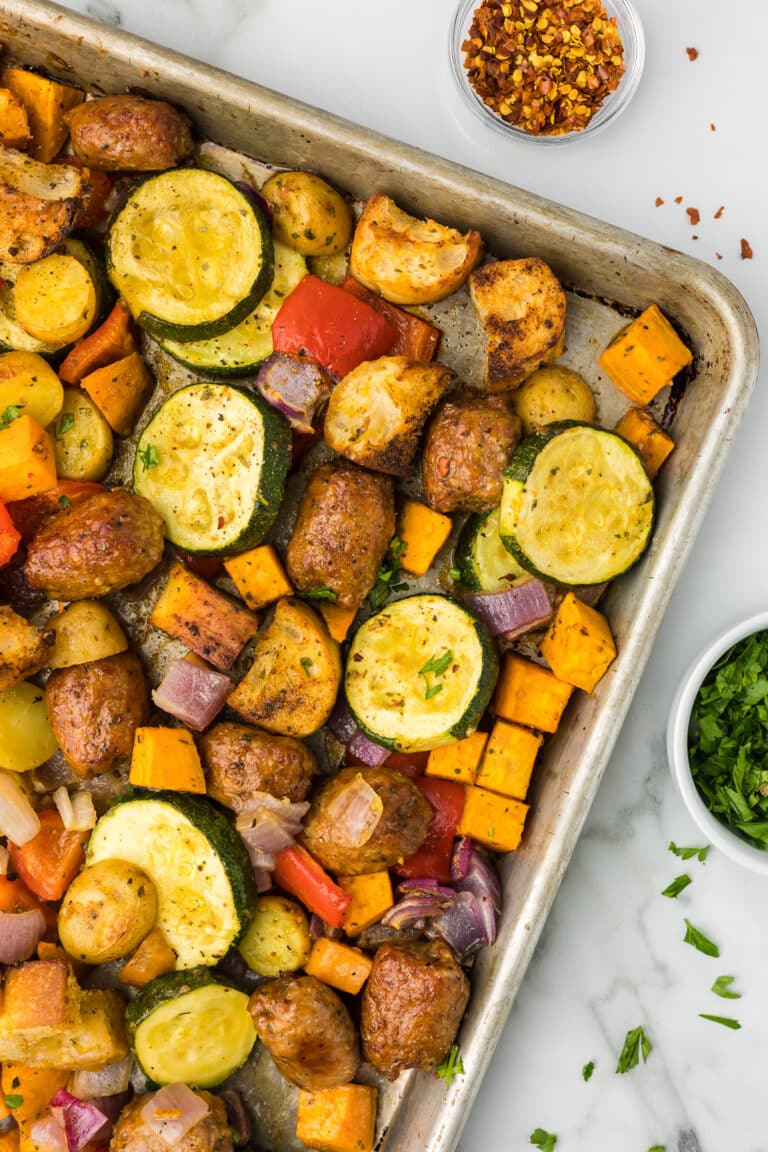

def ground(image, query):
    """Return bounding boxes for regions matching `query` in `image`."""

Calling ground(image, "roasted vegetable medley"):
[0,52,692,1152]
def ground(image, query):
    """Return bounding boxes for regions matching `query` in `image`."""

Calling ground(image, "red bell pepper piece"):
[271,275,396,379]
[272,844,351,929]
[341,276,442,361]
[394,777,466,883]
[173,550,223,581]
[6,481,104,542]
[0,875,57,932]
[0,499,20,567]
[9,810,88,902]
[345,747,429,778]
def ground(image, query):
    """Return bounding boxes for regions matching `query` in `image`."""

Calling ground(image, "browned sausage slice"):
[248,975,359,1089]
[65,96,193,172]
[199,721,316,812]
[422,393,521,513]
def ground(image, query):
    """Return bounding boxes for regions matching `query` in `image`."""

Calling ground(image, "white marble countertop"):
[45,1,767,1148]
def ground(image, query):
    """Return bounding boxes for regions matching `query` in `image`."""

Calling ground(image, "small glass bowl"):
[667,611,768,877]
[448,0,645,145]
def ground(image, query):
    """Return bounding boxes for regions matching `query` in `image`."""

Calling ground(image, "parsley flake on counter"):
[582,1060,595,1082]
[138,443,159,470]
[699,1013,741,1030]
[530,1130,557,1151]
[647,1145,666,1151]
[616,1025,652,1073]
[436,1044,464,1088]
[661,873,692,899]
[669,842,708,862]
[683,918,720,957]
[711,975,741,999]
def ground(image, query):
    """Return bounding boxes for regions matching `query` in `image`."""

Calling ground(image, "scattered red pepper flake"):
[715,253,723,260]
[686,207,700,226]
[686,47,699,61]
[692,235,698,240]
[674,195,683,205]
[655,197,664,207]
[710,123,716,132]
[740,239,753,260]
[714,205,724,220]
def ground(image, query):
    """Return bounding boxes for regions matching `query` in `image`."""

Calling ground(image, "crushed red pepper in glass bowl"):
[449,0,645,143]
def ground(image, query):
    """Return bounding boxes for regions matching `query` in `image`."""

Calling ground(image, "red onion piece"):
[217,1090,251,1148]
[309,913,343,941]
[152,658,231,732]
[328,701,359,745]
[236,793,310,870]
[570,582,608,606]
[381,883,455,931]
[0,773,41,846]
[398,877,456,898]
[50,1091,110,1152]
[70,1057,133,1099]
[252,867,273,893]
[233,180,273,223]
[464,578,553,640]
[255,354,333,434]
[432,889,489,961]
[450,837,502,914]
[324,773,383,847]
[141,1085,208,1145]
[0,908,46,964]
[30,1115,68,1152]
[347,730,390,768]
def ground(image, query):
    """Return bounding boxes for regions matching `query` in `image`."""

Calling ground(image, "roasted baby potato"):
[238,895,312,978]
[512,365,596,435]
[324,356,453,475]
[350,192,482,304]
[52,389,114,482]
[0,605,53,691]
[59,859,158,965]
[47,601,128,670]
[228,598,341,738]
[0,351,63,428]
[261,171,353,256]
[469,257,567,391]
[0,679,59,772]
[65,95,193,172]
[0,146,84,264]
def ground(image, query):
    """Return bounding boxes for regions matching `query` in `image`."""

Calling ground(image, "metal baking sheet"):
[0,4,758,1150]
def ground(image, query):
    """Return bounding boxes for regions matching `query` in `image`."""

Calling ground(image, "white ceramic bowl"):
[667,610,768,875]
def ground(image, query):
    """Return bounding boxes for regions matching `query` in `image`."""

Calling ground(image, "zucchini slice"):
[126,968,256,1087]
[87,792,257,969]
[158,241,307,376]
[133,382,291,555]
[345,593,498,753]
[106,169,273,341]
[455,505,527,592]
[500,421,654,586]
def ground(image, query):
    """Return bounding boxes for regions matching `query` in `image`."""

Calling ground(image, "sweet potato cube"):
[426,730,488,785]
[540,592,617,693]
[0,415,57,503]
[304,937,373,995]
[0,67,84,162]
[81,351,153,437]
[614,407,675,479]
[296,1085,378,1152]
[338,871,393,937]
[317,601,358,643]
[59,300,136,386]
[129,727,206,793]
[2,1065,68,1127]
[0,1130,18,1152]
[0,89,29,149]
[493,653,573,733]
[476,719,543,801]
[457,785,529,852]
[1,961,68,1030]
[118,927,177,987]
[398,500,453,576]
[598,304,693,404]
[224,544,293,612]
[150,562,259,670]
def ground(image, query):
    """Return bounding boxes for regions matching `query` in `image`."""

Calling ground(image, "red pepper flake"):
[686,207,700,226]
[715,253,723,260]
[692,235,698,240]
[655,197,664,207]
[674,195,683,205]
[714,205,724,220]
[710,123,716,132]
[686,47,699,61]
[740,238,753,260]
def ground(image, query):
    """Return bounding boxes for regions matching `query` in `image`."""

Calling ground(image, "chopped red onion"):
[256,354,333,434]
[324,773,383,847]
[347,729,390,768]
[141,1085,208,1145]
[0,773,40,846]
[309,914,343,942]
[570,582,608,606]
[152,657,231,731]
[50,1091,110,1152]
[398,877,456,898]
[252,867,273,893]
[328,702,359,745]
[449,837,501,947]
[381,881,456,931]
[70,1057,133,1099]
[432,889,489,961]
[217,1091,251,1148]
[30,1115,68,1152]
[233,180,273,223]
[465,579,552,640]
[0,908,46,964]
[236,793,310,871]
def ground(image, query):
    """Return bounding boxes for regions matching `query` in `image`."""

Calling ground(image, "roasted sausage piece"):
[422,392,522,513]
[199,721,316,812]
[286,462,395,609]
[302,764,432,876]
[65,95,194,171]
[110,1091,233,1152]
[361,940,470,1080]
[248,974,359,1089]
[45,651,149,779]
[24,489,164,601]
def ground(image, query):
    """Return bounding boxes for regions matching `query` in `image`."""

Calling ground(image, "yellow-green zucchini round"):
[345,593,498,753]
[106,169,273,342]
[455,505,526,593]
[133,382,291,555]
[126,968,256,1087]
[500,421,654,586]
